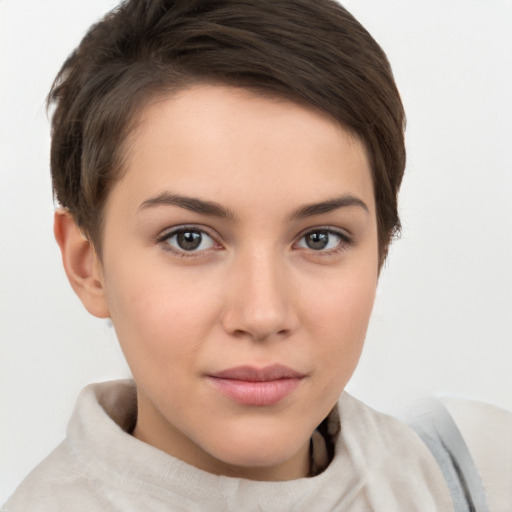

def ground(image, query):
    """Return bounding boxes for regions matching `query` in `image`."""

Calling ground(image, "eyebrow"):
[139,192,236,219]
[139,192,368,220]
[289,195,369,220]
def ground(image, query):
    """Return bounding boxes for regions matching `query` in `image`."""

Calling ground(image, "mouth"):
[206,365,305,406]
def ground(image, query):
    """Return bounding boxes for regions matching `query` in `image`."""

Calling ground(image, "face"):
[96,85,379,480]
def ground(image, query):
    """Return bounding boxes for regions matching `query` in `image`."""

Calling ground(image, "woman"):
[2,1,511,510]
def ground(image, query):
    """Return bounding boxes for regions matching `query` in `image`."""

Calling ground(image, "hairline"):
[88,79,371,259]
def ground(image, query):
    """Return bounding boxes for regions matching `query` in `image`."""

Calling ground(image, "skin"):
[55,84,379,481]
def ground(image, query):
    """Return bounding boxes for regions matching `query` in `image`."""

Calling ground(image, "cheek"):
[304,262,377,332]
[104,261,222,368]
[303,267,377,385]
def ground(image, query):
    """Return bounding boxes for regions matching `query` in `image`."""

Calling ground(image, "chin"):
[199,420,311,478]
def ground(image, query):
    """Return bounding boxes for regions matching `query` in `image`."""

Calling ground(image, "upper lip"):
[209,365,305,382]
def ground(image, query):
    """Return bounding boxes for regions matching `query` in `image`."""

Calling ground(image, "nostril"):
[230,327,290,342]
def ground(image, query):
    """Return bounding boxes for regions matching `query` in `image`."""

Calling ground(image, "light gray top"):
[3,380,509,511]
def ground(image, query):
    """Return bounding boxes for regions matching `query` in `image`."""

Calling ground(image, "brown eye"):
[164,228,215,252]
[176,231,202,250]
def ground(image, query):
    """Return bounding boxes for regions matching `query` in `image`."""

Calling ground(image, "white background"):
[1,0,511,502]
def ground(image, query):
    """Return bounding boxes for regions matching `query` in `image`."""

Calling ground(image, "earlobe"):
[54,209,110,319]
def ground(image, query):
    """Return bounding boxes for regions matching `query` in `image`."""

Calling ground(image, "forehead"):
[111,84,374,218]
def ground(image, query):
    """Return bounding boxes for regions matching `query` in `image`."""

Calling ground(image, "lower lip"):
[207,377,302,406]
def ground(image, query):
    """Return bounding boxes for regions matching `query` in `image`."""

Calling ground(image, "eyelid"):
[156,224,222,256]
[295,225,352,241]
[293,226,353,253]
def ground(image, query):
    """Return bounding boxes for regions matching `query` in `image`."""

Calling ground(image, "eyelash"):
[156,225,353,258]
[294,227,353,256]
[156,225,219,258]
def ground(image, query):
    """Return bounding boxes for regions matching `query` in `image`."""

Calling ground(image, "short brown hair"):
[48,0,405,265]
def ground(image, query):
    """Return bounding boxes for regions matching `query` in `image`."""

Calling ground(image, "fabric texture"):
[441,398,512,512]
[0,380,485,512]
[407,398,489,512]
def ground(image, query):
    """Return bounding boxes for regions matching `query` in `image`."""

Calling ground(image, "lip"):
[206,365,305,406]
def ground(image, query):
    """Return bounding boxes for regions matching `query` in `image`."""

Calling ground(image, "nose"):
[220,248,298,342]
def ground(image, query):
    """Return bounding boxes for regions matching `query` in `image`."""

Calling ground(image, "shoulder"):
[2,441,105,512]
[442,397,512,511]
[337,392,454,510]
[2,380,137,512]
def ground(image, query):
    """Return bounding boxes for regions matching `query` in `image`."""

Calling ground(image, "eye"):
[161,227,216,253]
[296,229,349,252]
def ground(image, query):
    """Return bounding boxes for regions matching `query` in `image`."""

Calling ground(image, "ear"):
[54,209,110,318]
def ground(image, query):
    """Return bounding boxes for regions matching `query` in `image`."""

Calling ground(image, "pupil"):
[306,231,328,250]
[177,231,202,250]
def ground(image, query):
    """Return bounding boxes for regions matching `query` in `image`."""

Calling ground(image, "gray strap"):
[408,399,489,512]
